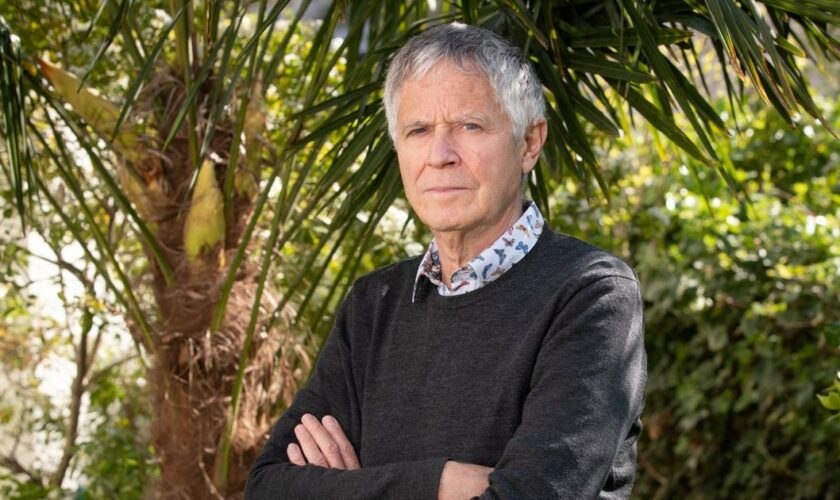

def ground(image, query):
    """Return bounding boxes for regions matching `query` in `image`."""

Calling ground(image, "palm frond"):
[0,15,33,231]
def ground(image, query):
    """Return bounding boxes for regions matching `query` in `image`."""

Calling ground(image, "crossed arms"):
[245,270,646,499]
[286,412,492,499]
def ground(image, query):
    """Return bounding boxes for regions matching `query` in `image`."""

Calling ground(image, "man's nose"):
[425,131,458,168]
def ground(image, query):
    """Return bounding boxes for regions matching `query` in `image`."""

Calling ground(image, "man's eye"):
[407,127,427,137]
[464,123,482,131]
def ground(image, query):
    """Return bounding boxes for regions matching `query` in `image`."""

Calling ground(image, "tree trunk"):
[146,258,284,498]
[38,61,293,498]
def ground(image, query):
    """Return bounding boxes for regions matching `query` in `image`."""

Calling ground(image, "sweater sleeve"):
[245,291,449,500]
[478,273,647,500]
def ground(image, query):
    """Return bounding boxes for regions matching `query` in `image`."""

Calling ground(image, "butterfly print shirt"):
[412,201,544,302]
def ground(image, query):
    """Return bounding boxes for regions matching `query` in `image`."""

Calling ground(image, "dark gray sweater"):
[246,229,646,499]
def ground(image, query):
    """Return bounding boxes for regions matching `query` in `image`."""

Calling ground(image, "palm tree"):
[1,0,838,497]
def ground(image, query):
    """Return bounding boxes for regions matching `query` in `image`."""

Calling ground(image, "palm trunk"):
[149,275,280,498]
[140,108,281,498]
[39,62,292,498]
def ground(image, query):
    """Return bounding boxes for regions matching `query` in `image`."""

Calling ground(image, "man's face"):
[394,60,539,240]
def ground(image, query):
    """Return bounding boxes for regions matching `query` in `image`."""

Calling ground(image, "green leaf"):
[80,0,132,86]
[111,6,183,143]
[564,52,654,83]
[761,0,840,25]
[0,15,33,232]
[623,0,718,162]
[566,27,692,48]
[817,392,840,411]
[619,83,711,164]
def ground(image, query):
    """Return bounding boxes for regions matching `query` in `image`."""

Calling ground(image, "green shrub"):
[548,100,840,498]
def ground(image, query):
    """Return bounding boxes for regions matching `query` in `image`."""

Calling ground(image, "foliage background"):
[551,96,840,498]
[0,0,838,498]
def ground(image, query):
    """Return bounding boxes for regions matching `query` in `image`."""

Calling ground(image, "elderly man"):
[246,22,646,499]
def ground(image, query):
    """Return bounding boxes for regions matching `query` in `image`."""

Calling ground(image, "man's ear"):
[521,119,548,176]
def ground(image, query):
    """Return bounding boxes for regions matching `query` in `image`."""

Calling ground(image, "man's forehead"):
[402,59,486,88]
[397,75,500,119]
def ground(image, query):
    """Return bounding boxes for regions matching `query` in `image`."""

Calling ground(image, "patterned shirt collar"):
[412,201,545,302]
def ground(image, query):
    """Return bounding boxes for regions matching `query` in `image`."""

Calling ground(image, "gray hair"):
[383,22,546,143]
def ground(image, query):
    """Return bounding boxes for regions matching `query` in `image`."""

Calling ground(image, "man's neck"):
[433,200,525,287]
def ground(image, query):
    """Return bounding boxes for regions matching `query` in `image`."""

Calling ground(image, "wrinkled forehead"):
[396,58,504,116]
[397,63,502,116]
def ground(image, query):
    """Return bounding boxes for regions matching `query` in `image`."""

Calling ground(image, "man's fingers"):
[301,414,346,469]
[322,415,361,470]
[291,413,360,470]
[287,443,306,466]
[294,422,329,468]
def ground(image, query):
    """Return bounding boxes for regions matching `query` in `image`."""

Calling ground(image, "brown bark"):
[122,67,302,498]
[0,454,42,484]
[33,57,295,498]
[148,272,284,499]
[136,147,286,496]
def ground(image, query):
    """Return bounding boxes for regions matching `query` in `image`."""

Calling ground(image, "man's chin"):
[425,219,473,236]
[416,209,467,232]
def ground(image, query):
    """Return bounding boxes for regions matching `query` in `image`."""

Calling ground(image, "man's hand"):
[437,460,492,500]
[286,414,491,499]
[287,413,361,470]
